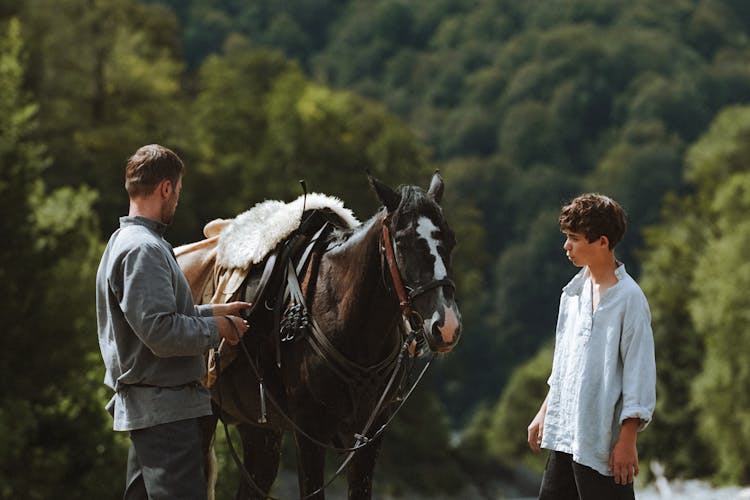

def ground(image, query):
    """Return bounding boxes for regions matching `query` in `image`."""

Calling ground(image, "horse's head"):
[369,171,462,354]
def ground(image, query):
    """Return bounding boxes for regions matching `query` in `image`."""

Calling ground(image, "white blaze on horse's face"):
[415,216,460,351]
[415,217,447,280]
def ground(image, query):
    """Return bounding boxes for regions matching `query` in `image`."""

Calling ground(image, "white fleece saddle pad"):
[214,193,360,270]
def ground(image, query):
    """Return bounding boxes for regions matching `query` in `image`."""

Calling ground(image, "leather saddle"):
[205,208,349,385]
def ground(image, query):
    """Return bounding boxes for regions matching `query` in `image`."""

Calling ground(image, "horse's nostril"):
[434,320,456,345]
[433,305,460,345]
[432,322,442,338]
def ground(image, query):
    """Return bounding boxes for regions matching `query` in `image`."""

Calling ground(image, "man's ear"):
[599,235,610,249]
[159,179,172,199]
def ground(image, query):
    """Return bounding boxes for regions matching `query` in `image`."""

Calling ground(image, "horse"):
[196,172,462,499]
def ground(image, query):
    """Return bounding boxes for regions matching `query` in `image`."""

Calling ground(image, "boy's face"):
[562,229,608,267]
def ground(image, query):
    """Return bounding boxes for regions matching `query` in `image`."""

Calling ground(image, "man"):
[527,193,656,499]
[96,144,251,499]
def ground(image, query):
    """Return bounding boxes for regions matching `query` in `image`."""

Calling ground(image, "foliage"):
[0,18,124,499]
[685,106,750,483]
[637,195,713,479]
[21,0,188,236]
[477,343,553,474]
[5,0,750,494]
[636,105,750,483]
[180,41,431,243]
[376,386,466,495]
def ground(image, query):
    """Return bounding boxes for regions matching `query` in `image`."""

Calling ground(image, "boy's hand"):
[608,418,640,484]
[527,396,548,453]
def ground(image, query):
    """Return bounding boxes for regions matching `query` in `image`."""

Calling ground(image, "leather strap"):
[381,217,412,316]
[407,278,455,300]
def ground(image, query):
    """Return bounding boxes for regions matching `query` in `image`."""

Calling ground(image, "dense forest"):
[3,0,750,497]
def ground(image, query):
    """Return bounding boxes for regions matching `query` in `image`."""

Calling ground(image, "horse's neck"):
[325,214,392,312]
[317,214,400,362]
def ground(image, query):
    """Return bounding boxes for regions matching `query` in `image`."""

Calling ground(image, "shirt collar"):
[614,261,626,280]
[563,261,626,296]
[119,215,168,236]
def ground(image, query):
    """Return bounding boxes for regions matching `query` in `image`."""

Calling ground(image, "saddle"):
[175,194,360,387]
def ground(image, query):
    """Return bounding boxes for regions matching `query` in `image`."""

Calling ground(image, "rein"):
[216,329,434,500]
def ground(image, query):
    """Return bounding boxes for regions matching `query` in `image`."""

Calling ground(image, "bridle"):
[381,212,456,334]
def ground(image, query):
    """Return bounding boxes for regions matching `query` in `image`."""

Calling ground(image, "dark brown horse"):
[200,172,462,499]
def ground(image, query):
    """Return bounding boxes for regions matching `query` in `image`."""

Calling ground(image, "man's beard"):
[160,199,177,225]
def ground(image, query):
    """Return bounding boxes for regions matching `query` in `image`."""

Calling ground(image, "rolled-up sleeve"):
[619,295,656,430]
[117,243,218,357]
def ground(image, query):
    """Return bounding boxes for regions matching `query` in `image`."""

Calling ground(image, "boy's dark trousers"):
[539,450,635,500]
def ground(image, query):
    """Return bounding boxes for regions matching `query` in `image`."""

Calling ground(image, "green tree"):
[637,195,713,479]
[583,120,686,270]
[684,105,750,483]
[183,41,431,244]
[637,105,750,482]
[20,0,188,236]
[464,343,553,474]
[0,18,123,499]
[377,386,466,495]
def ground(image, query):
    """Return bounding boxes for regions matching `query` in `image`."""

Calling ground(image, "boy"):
[527,193,656,499]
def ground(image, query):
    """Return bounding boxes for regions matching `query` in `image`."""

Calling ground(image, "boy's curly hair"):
[559,194,627,249]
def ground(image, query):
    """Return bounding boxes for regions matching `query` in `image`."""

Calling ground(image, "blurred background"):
[3,0,750,498]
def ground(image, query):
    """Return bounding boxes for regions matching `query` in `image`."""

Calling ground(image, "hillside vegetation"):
[3,0,750,496]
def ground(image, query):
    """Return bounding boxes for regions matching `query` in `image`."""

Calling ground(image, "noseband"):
[381,214,455,328]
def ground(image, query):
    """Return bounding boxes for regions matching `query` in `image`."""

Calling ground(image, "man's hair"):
[559,193,627,249]
[125,144,184,198]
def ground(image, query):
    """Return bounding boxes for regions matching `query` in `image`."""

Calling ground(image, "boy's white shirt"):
[542,263,656,476]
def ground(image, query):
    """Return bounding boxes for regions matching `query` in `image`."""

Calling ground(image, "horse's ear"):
[427,170,444,204]
[368,175,401,212]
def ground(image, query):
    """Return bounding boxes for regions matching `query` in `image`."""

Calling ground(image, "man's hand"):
[608,418,640,484]
[217,315,249,346]
[212,301,252,317]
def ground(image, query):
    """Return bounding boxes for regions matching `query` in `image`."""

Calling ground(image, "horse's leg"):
[294,432,326,500]
[198,413,219,500]
[234,423,282,500]
[346,434,384,500]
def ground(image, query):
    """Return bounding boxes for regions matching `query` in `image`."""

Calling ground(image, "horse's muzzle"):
[425,304,462,353]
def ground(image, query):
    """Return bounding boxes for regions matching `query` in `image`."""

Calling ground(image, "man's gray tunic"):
[96,216,219,431]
